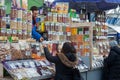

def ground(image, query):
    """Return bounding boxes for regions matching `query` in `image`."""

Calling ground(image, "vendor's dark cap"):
[30,6,38,11]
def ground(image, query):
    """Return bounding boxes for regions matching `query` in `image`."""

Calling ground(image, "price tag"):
[7,29,12,34]
[1,28,6,33]
[10,63,16,69]
[29,62,35,68]
[36,47,40,50]
[60,32,63,35]
[37,52,41,56]
[67,32,71,36]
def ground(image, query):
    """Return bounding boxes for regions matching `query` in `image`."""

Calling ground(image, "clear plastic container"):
[17,8,22,19]
[0,6,6,17]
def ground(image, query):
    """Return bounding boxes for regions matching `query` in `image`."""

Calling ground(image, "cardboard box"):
[0,63,3,78]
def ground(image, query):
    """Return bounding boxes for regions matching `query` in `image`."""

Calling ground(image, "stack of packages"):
[0,6,7,41]
[10,7,32,41]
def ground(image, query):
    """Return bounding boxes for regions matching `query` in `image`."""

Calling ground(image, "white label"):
[13,30,17,34]
[79,31,83,35]
[67,32,71,36]
[18,30,22,34]
[7,29,12,34]
[36,47,40,50]
[25,51,31,56]
[80,45,83,49]
[24,31,27,35]
[5,54,11,60]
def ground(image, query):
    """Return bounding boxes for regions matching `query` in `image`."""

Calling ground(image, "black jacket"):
[44,47,77,80]
[103,46,120,80]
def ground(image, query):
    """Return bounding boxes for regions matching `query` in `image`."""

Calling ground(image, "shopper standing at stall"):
[103,41,120,80]
[30,6,44,42]
[43,42,82,80]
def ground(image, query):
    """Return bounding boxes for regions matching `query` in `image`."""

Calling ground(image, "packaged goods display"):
[0,43,11,61]
[45,3,93,56]
[93,24,109,56]
[0,6,7,41]
[9,7,32,40]
[2,60,55,80]
[46,12,69,23]
[0,1,111,79]
[17,8,22,19]
[10,7,17,19]
[55,2,69,14]
[91,12,109,69]
[92,55,104,69]
[2,56,88,80]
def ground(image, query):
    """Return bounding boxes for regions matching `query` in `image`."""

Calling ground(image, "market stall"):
[0,0,118,80]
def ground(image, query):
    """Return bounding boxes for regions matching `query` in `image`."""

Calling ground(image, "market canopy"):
[54,0,120,3]
[53,0,120,12]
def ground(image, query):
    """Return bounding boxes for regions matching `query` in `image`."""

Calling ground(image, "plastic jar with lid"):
[53,13,57,22]
[1,17,6,28]
[10,7,17,19]
[57,14,61,22]
[17,8,22,19]
[27,11,32,22]
[22,9,27,21]
[0,6,6,17]
[47,12,53,21]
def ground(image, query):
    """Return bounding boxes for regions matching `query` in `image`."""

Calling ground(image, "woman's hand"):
[40,37,44,42]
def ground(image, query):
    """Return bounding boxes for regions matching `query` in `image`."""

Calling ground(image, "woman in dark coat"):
[103,41,120,80]
[43,42,79,80]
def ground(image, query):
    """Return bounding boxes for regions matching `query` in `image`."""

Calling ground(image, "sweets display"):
[92,55,104,69]
[3,60,55,80]
[2,56,88,80]
[0,6,7,41]
[10,7,32,40]
[93,24,109,56]
[46,12,69,23]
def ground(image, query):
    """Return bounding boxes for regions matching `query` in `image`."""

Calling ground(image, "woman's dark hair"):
[61,42,76,54]
[30,6,38,12]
